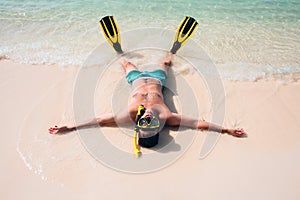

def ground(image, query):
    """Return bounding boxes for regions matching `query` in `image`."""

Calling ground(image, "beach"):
[1,0,300,199]
[1,58,300,199]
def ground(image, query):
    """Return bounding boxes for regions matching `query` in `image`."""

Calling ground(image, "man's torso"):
[128,78,170,122]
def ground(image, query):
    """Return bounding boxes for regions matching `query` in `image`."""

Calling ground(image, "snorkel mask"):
[137,115,160,130]
[133,105,160,158]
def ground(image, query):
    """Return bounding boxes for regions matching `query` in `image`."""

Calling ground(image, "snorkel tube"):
[133,127,141,158]
[133,104,145,158]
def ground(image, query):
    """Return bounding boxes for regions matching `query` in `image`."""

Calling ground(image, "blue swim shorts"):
[126,69,167,86]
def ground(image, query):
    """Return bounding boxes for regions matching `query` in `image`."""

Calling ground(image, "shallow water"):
[1,0,299,80]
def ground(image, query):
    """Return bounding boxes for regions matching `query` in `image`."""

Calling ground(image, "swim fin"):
[170,16,198,54]
[99,16,123,54]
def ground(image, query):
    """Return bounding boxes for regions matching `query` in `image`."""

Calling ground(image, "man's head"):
[135,105,160,148]
[138,128,160,148]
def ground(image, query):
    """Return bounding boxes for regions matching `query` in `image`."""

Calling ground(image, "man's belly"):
[129,78,164,106]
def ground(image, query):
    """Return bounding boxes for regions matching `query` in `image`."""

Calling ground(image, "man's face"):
[138,110,159,138]
[141,110,154,119]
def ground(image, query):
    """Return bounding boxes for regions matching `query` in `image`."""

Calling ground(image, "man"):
[49,52,245,148]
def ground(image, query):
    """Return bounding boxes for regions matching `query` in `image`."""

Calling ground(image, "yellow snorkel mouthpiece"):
[137,104,145,116]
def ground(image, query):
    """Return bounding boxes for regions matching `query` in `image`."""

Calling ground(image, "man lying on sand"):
[49,53,245,148]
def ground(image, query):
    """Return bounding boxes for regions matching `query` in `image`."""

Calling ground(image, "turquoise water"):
[0,0,299,80]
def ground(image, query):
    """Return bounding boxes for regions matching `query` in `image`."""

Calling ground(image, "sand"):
[1,59,300,200]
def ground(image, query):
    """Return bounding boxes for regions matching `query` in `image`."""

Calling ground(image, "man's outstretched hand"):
[227,128,245,137]
[48,126,75,134]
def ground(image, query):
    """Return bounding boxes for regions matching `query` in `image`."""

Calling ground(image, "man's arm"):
[49,111,132,134]
[166,113,244,137]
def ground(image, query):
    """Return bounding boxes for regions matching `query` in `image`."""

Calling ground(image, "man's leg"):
[159,52,173,75]
[121,60,139,75]
[121,60,143,85]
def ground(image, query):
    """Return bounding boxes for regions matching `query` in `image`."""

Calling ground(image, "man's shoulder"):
[157,105,173,119]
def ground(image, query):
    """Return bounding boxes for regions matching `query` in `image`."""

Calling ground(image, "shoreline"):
[1,59,300,199]
[1,56,300,83]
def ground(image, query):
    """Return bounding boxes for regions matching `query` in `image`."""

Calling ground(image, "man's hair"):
[138,133,159,148]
